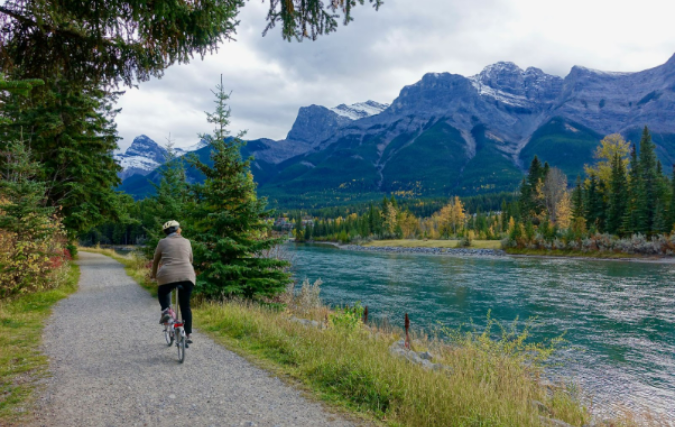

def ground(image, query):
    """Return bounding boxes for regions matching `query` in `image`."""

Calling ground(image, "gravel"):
[29,252,354,427]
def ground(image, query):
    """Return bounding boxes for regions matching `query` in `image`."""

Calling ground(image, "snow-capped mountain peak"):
[330,100,389,120]
[114,135,208,180]
[468,61,564,105]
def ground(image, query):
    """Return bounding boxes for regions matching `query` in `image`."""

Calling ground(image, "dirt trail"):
[30,252,353,427]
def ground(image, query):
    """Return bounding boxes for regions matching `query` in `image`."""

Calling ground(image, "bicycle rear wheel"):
[177,329,185,363]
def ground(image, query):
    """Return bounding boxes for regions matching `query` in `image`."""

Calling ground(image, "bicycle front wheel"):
[177,330,185,364]
[164,327,174,346]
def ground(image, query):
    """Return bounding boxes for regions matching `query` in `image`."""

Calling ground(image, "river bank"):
[313,241,675,264]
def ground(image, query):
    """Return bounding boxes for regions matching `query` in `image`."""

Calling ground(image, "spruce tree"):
[0,80,122,234]
[520,156,546,220]
[607,153,628,235]
[636,126,658,234]
[143,142,190,255]
[584,174,603,231]
[571,176,584,221]
[0,140,55,242]
[622,144,641,235]
[188,80,291,299]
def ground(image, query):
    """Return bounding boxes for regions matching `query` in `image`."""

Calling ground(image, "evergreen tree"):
[636,127,658,234]
[607,153,628,235]
[584,174,604,231]
[571,176,584,221]
[519,156,546,220]
[294,214,304,241]
[143,141,190,254]
[0,140,55,241]
[622,144,641,235]
[188,80,291,299]
[653,200,667,234]
[304,222,313,241]
[0,80,122,234]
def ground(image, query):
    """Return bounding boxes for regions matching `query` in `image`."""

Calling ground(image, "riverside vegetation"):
[86,246,635,427]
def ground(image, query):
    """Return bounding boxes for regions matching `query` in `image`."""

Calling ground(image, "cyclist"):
[150,220,196,344]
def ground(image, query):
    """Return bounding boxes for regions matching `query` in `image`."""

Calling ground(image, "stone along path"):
[30,252,353,427]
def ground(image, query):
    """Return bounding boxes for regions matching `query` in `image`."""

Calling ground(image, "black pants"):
[158,281,194,334]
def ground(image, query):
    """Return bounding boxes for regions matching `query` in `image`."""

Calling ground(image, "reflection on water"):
[289,244,675,419]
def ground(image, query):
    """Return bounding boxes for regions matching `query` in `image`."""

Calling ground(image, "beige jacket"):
[151,234,196,286]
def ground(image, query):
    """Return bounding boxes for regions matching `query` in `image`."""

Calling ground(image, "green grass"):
[0,263,80,425]
[195,302,590,427]
[363,239,502,249]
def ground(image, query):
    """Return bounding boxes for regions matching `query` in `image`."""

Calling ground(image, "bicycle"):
[162,285,187,363]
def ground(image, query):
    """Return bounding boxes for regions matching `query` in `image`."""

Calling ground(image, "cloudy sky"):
[115,0,675,151]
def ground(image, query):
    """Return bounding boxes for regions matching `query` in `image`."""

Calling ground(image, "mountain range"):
[118,54,675,208]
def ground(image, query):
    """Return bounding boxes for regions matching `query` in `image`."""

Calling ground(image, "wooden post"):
[404,313,410,350]
[363,306,369,324]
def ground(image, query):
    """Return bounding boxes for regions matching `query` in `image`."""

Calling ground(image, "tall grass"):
[196,301,590,427]
[0,263,79,425]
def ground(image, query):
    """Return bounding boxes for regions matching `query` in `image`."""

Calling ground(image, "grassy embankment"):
[363,240,660,260]
[504,248,647,260]
[363,239,502,249]
[0,263,80,425]
[82,247,611,427]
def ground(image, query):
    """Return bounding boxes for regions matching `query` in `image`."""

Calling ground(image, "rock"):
[393,339,406,349]
[418,351,435,361]
[405,352,424,364]
[389,347,409,358]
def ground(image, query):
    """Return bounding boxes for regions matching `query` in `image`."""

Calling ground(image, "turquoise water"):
[289,244,675,419]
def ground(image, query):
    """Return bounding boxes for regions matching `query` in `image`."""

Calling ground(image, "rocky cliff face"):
[553,55,675,135]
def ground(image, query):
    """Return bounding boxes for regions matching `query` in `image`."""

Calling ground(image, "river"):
[289,243,675,420]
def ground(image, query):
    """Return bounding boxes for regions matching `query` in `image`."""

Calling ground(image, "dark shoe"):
[159,309,172,324]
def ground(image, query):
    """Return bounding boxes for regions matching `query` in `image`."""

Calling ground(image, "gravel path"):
[30,252,354,427]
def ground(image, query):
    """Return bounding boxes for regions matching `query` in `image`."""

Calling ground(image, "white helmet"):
[162,220,180,231]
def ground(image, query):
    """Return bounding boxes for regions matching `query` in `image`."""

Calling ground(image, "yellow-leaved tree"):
[436,196,465,237]
[383,204,398,237]
[555,192,572,229]
[398,211,418,239]
[584,134,631,188]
